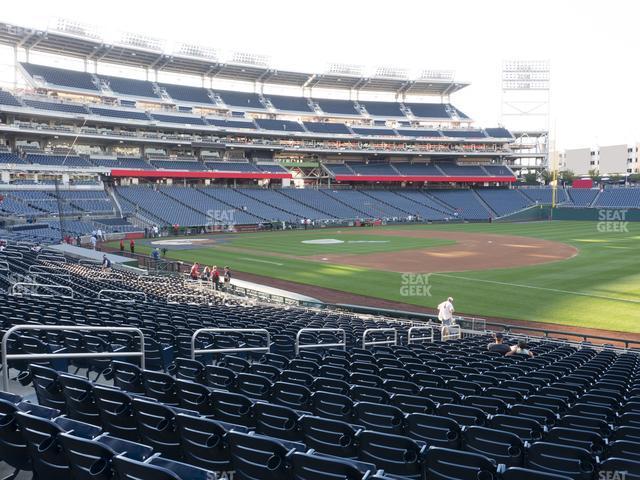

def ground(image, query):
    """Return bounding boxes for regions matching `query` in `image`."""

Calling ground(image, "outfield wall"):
[551,207,640,221]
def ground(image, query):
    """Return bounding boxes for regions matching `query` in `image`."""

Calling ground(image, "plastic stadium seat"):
[289,450,377,480]
[28,364,67,412]
[174,379,216,415]
[391,393,438,414]
[350,372,385,388]
[510,404,558,427]
[599,458,640,480]
[526,394,568,414]
[58,374,101,425]
[299,415,361,458]
[619,412,640,428]
[250,362,282,382]
[525,442,596,480]
[59,433,153,480]
[438,403,487,427]
[488,414,544,442]
[557,415,611,437]
[545,427,606,456]
[313,376,350,395]
[462,426,525,467]
[259,353,290,370]
[0,399,30,476]
[235,372,273,400]
[112,455,212,480]
[170,358,206,382]
[175,413,242,472]
[271,381,312,410]
[228,431,303,480]
[462,395,508,415]
[110,361,145,393]
[357,430,427,479]
[210,390,256,428]
[142,370,179,406]
[311,391,354,422]
[280,370,315,388]
[15,411,100,480]
[350,385,391,404]
[205,365,236,390]
[425,446,498,480]
[404,413,462,449]
[93,385,138,441]
[254,402,304,441]
[131,397,182,459]
[606,440,640,462]
[610,426,640,443]
[218,355,251,373]
[353,401,405,434]
[502,467,574,480]
[421,387,462,405]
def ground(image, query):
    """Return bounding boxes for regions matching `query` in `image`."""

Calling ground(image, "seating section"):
[404,103,453,118]
[303,122,351,135]
[266,94,314,112]
[23,99,89,114]
[475,189,533,216]
[159,84,214,105]
[347,162,398,176]
[151,114,207,126]
[100,75,159,98]
[89,107,151,121]
[315,98,360,116]
[206,118,256,130]
[351,127,397,136]
[485,128,514,139]
[442,130,488,139]
[0,252,637,480]
[0,90,22,106]
[21,63,99,91]
[520,187,570,205]
[359,101,405,117]
[594,189,640,208]
[429,189,493,219]
[26,154,93,168]
[568,188,600,207]
[255,118,305,133]
[397,129,443,138]
[216,90,265,110]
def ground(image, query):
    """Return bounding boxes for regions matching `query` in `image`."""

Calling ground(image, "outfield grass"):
[112,221,640,332]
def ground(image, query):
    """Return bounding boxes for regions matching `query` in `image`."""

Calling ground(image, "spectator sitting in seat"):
[487,332,511,355]
[506,339,534,358]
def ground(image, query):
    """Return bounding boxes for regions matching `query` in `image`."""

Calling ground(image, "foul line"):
[239,257,284,266]
[431,272,640,304]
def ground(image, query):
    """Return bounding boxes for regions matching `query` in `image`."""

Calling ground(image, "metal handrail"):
[362,328,398,349]
[408,326,435,344]
[1,324,145,391]
[167,293,210,304]
[441,324,462,341]
[0,260,9,272]
[28,264,68,273]
[190,328,270,360]
[295,328,346,355]
[9,283,74,298]
[98,289,147,303]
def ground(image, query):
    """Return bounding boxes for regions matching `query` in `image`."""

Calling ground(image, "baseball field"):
[112,220,640,333]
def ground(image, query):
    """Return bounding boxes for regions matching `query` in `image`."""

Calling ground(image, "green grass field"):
[112,221,640,333]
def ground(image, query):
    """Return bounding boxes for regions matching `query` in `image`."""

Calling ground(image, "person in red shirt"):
[129,239,135,254]
[119,239,125,253]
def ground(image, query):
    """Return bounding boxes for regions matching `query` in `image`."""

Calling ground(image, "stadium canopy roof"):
[0,21,469,96]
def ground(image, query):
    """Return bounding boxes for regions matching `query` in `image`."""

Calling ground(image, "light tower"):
[501,60,551,176]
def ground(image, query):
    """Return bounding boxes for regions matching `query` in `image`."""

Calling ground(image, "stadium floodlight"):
[120,32,164,52]
[418,70,455,81]
[176,43,219,61]
[231,52,270,67]
[327,63,364,77]
[53,18,101,40]
[502,60,550,90]
[374,66,409,79]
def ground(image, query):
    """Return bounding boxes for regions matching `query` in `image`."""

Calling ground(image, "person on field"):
[487,332,511,355]
[129,239,135,254]
[119,239,125,253]
[506,339,534,358]
[437,296,455,340]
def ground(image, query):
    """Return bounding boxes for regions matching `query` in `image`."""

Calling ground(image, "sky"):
[1,0,639,150]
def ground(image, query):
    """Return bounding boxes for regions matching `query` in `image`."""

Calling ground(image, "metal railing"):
[9,283,74,298]
[1,325,145,391]
[190,328,270,359]
[408,326,435,344]
[98,289,148,303]
[441,324,462,341]
[362,328,398,349]
[167,293,211,305]
[295,328,346,355]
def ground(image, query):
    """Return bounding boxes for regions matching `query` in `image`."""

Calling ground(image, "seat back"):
[131,398,181,460]
[357,430,426,479]
[175,414,234,472]
[525,442,596,480]
[299,415,360,458]
[228,431,299,480]
[404,413,462,449]
[93,385,138,442]
[58,374,101,425]
[463,426,524,467]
